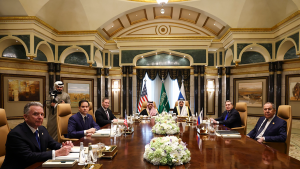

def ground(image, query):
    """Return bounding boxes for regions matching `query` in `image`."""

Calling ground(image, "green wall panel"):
[35,50,47,61]
[208,53,214,66]
[78,45,90,60]
[121,50,154,63]
[13,35,30,53]
[258,43,272,59]
[47,42,55,60]
[113,54,120,67]
[65,52,88,66]
[136,53,189,66]
[2,45,27,59]
[284,46,298,60]
[34,36,44,52]
[237,43,251,59]
[58,45,71,61]
[172,49,206,63]
[275,39,284,59]
[240,51,265,65]
[288,32,299,50]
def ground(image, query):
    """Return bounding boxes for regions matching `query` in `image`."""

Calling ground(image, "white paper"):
[96,130,111,134]
[55,153,79,160]
[71,146,88,153]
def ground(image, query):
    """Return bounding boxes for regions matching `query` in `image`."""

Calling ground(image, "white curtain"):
[142,72,179,109]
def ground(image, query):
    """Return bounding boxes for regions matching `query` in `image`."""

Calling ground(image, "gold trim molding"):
[134,66,192,69]
[114,36,215,41]
[128,0,189,3]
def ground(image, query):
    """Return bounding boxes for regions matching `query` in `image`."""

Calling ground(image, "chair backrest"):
[56,104,72,143]
[235,102,247,135]
[88,102,96,122]
[174,101,190,108]
[277,105,292,155]
[0,109,10,167]
[140,101,157,113]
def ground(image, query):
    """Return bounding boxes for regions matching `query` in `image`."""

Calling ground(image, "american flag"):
[138,83,148,112]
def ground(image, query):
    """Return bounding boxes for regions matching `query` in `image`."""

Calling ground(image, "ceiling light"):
[112,26,114,27]
[160,8,165,14]
[214,24,215,25]
[136,15,137,16]
[157,0,168,5]
[141,56,143,58]
[250,48,252,49]
[16,41,18,42]
[189,14,190,15]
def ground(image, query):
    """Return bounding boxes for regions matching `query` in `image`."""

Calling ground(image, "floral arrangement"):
[155,113,173,123]
[152,120,179,135]
[143,136,191,166]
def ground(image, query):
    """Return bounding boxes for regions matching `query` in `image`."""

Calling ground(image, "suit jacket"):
[1,122,61,169]
[67,112,100,139]
[173,106,192,116]
[247,116,287,142]
[215,108,241,128]
[95,107,117,127]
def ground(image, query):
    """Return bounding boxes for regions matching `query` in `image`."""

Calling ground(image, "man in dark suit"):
[95,97,118,127]
[247,102,287,143]
[210,100,241,128]
[67,100,100,139]
[1,102,73,169]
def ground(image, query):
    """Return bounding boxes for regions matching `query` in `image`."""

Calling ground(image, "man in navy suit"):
[210,100,241,128]
[95,97,118,127]
[67,100,100,139]
[1,102,73,169]
[247,102,287,143]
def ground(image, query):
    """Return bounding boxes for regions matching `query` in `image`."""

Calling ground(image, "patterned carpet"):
[7,117,300,161]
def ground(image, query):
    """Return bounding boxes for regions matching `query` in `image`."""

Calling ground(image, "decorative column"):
[104,68,109,97]
[218,67,223,117]
[268,62,275,103]
[276,61,283,112]
[225,67,231,101]
[122,67,127,117]
[199,66,205,118]
[48,63,55,92]
[194,66,199,115]
[97,68,102,109]
[55,63,61,81]
[128,66,133,115]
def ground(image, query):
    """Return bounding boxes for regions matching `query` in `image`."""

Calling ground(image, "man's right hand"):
[113,119,118,123]
[50,103,56,107]
[86,128,96,135]
[55,146,71,157]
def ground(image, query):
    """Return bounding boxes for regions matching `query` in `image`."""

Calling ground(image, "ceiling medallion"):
[128,0,189,3]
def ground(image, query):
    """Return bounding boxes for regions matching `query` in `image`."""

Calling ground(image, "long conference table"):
[27,118,300,169]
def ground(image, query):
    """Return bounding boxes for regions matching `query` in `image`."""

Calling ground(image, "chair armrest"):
[60,135,79,143]
[231,126,245,135]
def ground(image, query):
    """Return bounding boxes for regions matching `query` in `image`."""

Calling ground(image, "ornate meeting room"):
[1,0,300,168]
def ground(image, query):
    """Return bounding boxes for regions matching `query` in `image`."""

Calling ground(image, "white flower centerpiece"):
[143,136,191,166]
[155,112,173,123]
[152,120,179,135]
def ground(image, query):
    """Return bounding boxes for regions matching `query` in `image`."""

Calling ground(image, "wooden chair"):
[0,109,10,167]
[232,102,247,135]
[88,102,96,122]
[140,101,157,113]
[56,104,78,143]
[264,105,292,155]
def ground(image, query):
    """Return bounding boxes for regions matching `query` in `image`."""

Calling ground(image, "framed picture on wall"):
[233,77,268,108]
[285,74,300,119]
[61,77,94,109]
[0,74,46,119]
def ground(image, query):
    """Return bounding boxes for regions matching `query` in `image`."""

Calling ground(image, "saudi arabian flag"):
[158,82,170,113]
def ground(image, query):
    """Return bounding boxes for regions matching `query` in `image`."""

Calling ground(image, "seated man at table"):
[210,100,241,128]
[1,102,73,169]
[95,97,118,127]
[247,102,287,143]
[173,98,192,116]
[140,101,158,116]
[68,100,100,138]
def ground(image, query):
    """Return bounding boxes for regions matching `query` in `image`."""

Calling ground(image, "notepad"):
[42,160,76,167]
[55,153,79,160]
[71,146,88,154]
[221,135,242,139]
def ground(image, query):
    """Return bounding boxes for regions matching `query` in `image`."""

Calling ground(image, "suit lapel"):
[38,127,45,151]
[77,112,85,129]
[22,122,41,151]
[264,116,277,135]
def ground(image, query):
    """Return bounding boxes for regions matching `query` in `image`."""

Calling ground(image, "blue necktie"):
[35,130,41,149]
[224,111,229,121]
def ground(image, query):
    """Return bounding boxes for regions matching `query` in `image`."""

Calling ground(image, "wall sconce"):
[112,80,120,91]
[207,80,215,92]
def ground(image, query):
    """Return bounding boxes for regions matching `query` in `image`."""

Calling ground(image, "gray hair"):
[225,100,233,105]
[24,102,43,115]
[264,102,276,110]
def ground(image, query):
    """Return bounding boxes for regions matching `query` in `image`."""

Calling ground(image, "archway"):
[277,38,297,60]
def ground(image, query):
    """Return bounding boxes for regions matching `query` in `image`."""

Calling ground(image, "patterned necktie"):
[106,110,110,120]
[35,130,41,149]
[255,119,268,138]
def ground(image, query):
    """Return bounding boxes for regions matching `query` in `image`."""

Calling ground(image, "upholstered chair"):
[264,105,292,155]
[88,102,96,122]
[232,102,248,135]
[56,104,78,143]
[0,109,10,167]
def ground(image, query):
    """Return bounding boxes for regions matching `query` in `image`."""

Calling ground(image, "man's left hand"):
[257,137,264,143]
[61,100,65,103]
[62,141,74,147]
